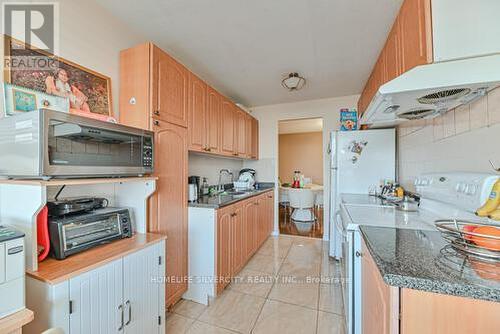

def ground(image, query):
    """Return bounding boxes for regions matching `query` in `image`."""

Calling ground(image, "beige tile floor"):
[167,235,345,334]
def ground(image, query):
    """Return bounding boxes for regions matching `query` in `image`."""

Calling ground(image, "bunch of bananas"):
[476,179,500,220]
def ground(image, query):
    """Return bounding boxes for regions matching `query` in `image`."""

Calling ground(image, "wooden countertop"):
[0,308,34,333]
[27,233,166,284]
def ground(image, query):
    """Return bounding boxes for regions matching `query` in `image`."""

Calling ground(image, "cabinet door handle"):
[153,110,160,116]
[118,304,124,330]
[355,251,362,257]
[233,153,239,156]
[153,120,160,126]
[125,300,131,325]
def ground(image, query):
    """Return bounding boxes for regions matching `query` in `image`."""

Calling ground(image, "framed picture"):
[3,83,70,116]
[4,35,114,121]
[13,88,37,112]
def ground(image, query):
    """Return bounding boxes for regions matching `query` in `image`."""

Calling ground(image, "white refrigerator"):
[329,128,396,258]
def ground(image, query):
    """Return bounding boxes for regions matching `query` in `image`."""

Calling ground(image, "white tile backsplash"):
[398,88,500,190]
[454,105,470,135]
[488,88,500,124]
[469,96,488,130]
[188,153,244,186]
[442,109,456,138]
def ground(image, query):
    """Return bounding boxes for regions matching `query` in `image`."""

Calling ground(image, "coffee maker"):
[188,176,201,202]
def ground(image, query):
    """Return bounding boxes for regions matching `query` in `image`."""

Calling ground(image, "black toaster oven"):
[48,207,133,260]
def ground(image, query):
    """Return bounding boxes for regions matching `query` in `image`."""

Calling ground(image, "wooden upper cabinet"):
[206,87,221,154]
[251,117,259,159]
[358,0,432,115]
[151,46,188,127]
[384,18,403,82]
[187,73,207,152]
[221,98,236,156]
[119,43,151,130]
[235,108,247,157]
[245,115,252,158]
[399,0,433,73]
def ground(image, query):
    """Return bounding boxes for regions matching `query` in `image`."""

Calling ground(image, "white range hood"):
[360,0,500,127]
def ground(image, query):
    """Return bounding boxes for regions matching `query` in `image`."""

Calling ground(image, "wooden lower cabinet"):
[149,120,188,307]
[216,191,274,295]
[401,289,500,334]
[216,206,233,294]
[361,237,500,334]
[361,238,399,334]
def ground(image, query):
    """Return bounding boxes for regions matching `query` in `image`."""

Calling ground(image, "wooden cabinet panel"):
[231,204,244,274]
[187,73,207,152]
[245,115,252,159]
[399,0,433,73]
[361,238,399,334]
[221,99,236,156]
[385,18,402,82]
[243,200,256,259]
[119,43,151,130]
[149,120,188,307]
[401,289,500,334]
[206,87,221,154]
[151,46,188,128]
[216,207,232,294]
[251,117,259,159]
[235,109,247,157]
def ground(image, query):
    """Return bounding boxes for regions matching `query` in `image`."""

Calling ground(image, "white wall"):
[245,94,360,240]
[0,0,146,117]
[188,153,244,186]
[398,88,500,190]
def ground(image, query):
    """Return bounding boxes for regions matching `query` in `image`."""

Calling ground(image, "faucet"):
[217,169,233,192]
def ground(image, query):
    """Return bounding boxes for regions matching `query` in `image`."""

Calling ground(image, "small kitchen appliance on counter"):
[48,206,133,260]
[188,176,201,202]
[47,197,108,216]
[0,225,25,319]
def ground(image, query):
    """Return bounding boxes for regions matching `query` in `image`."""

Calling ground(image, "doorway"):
[278,118,324,238]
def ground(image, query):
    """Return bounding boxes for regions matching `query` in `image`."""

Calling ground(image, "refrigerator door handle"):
[327,142,331,155]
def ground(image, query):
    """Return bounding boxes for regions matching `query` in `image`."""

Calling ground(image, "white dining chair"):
[279,187,291,220]
[315,190,324,209]
[288,188,316,222]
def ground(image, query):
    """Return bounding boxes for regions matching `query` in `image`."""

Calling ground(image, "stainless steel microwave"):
[0,109,153,178]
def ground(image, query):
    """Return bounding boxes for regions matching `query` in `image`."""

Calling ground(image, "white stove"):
[340,172,499,334]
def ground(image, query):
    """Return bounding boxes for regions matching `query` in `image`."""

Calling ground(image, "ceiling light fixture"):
[281,72,306,91]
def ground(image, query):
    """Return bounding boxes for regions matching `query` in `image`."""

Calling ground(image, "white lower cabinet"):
[69,259,123,333]
[25,240,166,334]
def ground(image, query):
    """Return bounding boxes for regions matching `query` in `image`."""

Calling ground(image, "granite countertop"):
[359,225,500,303]
[188,185,274,209]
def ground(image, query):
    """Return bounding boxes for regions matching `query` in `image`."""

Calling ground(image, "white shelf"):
[0,177,157,271]
[0,176,157,186]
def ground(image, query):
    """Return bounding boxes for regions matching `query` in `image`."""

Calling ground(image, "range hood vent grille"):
[417,88,471,104]
[397,108,440,120]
